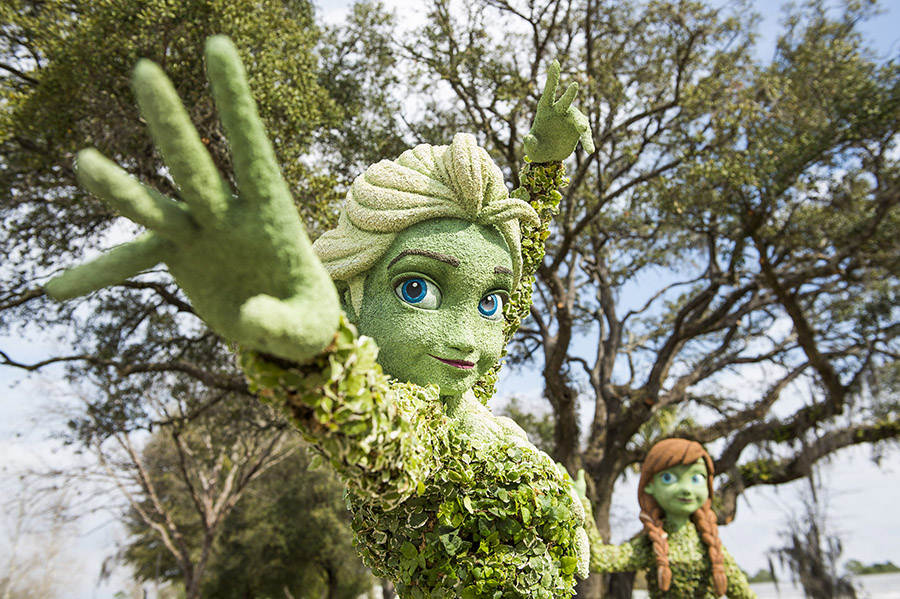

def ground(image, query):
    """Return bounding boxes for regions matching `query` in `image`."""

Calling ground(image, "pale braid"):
[692,498,727,596]
[640,505,672,591]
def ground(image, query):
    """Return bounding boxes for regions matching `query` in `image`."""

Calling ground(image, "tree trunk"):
[607,572,636,599]
[545,366,580,471]
[575,573,604,599]
[324,565,341,599]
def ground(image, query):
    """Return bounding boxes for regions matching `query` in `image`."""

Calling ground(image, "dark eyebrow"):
[388,249,460,269]
[494,266,513,275]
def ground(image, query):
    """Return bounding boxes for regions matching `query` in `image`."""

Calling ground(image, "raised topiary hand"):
[524,60,595,164]
[44,36,339,364]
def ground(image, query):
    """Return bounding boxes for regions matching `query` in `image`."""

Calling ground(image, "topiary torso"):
[242,320,583,599]
[590,522,755,599]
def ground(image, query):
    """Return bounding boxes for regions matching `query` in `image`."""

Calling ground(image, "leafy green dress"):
[241,163,588,599]
[590,522,756,599]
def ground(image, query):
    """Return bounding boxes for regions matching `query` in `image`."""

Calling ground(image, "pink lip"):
[430,355,475,369]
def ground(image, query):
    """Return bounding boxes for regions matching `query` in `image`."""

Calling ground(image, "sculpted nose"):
[449,337,476,354]
[448,322,477,354]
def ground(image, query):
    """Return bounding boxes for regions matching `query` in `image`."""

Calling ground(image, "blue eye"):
[478,293,504,320]
[395,277,441,309]
[692,474,705,484]
[660,472,676,485]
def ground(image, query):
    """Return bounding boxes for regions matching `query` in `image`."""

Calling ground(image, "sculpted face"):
[644,458,710,520]
[355,218,513,397]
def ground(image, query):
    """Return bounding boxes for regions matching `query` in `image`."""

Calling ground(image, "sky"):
[2,0,899,597]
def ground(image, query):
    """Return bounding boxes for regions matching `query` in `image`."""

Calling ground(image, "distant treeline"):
[845,561,900,576]
[745,561,899,584]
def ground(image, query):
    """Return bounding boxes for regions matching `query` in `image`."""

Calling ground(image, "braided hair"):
[637,438,727,597]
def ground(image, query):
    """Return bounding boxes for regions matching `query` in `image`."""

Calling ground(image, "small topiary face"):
[643,458,710,520]
[355,218,513,397]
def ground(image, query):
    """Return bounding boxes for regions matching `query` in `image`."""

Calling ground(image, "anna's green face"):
[354,218,513,397]
[644,458,710,519]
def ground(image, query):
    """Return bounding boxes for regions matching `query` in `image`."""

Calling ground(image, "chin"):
[435,377,476,397]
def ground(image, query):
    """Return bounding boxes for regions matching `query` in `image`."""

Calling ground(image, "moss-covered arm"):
[589,535,651,574]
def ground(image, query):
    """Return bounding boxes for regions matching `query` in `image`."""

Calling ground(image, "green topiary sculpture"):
[589,438,757,599]
[45,36,595,598]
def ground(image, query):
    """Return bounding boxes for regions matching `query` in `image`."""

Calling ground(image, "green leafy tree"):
[0,0,345,440]
[845,560,900,575]
[123,433,373,599]
[316,0,411,181]
[62,388,297,599]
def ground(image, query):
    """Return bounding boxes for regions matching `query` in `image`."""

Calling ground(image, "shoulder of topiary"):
[472,160,566,405]
[240,315,444,508]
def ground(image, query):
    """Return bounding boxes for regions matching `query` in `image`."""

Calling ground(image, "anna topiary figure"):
[590,438,756,599]
[45,37,595,598]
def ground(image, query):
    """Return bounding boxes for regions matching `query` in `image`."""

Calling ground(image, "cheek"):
[477,323,506,360]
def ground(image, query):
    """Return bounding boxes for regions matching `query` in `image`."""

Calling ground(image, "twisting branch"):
[715,417,900,523]
[0,351,247,393]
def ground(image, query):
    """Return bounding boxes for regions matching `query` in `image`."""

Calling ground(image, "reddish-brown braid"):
[693,498,727,596]
[639,505,672,591]
[637,439,727,597]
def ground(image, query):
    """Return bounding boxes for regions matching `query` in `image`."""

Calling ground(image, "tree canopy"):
[122,429,373,599]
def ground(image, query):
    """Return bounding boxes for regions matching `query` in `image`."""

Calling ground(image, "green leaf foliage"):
[123,430,373,599]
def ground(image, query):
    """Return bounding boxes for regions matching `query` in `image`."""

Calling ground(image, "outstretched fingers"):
[77,149,197,240]
[204,36,291,210]
[132,59,231,224]
[44,233,170,300]
[539,60,561,108]
[555,82,578,112]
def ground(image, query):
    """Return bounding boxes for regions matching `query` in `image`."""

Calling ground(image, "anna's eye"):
[660,472,676,485]
[395,277,441,309]
[478,293,505,320]
[691,474,705,485]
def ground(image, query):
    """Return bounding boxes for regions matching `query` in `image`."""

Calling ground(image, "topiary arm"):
[44,36,339,365]
[472,60,592,404]
[589,534,653,574]
[240,316,443,508]
[723,546,758,599]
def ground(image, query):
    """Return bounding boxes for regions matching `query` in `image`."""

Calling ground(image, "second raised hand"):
[524,60,595,164]
[45,36,340,364]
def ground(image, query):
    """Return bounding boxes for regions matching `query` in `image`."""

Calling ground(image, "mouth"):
[429,355,475,370]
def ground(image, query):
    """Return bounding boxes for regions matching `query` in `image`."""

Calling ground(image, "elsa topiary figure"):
[590,439,756,599]
[45,37,596,598]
